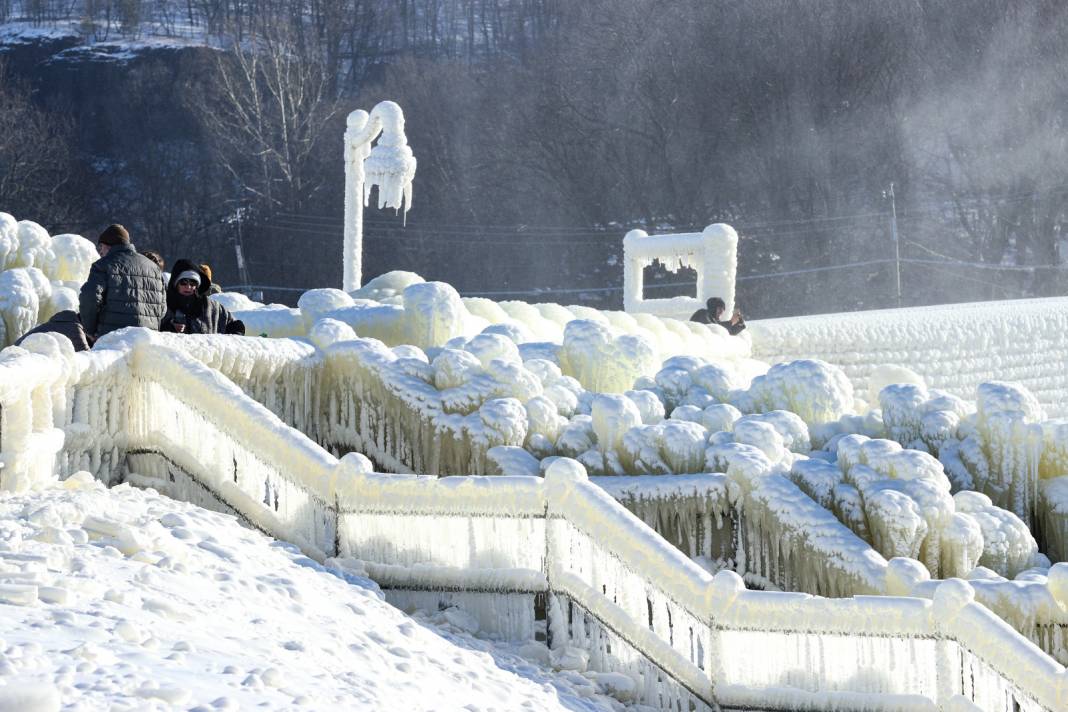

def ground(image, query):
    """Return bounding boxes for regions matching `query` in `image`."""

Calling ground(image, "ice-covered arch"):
[623,224,738,320]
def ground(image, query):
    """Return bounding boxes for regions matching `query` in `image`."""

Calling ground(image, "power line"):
[274,181,1068,235]
[738,260,895,281]
[903,261,1019,297]
[900,257,1068,272]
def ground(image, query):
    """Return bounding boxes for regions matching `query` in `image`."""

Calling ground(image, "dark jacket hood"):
[166,259,212,311]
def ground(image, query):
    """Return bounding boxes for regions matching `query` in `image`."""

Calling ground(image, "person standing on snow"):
[160,260,245,335]
[79,224,168,341]
[690,296,746,335]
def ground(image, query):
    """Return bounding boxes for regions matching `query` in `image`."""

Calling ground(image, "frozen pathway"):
[0,474,642,711]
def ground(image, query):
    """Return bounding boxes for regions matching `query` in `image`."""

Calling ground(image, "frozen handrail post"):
[343,101,418,292]
[623,224,738,320]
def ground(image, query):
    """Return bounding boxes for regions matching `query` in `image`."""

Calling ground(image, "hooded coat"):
[79,243,168,337]
[160,260,245,336]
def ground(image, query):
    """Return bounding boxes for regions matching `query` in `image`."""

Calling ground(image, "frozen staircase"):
[0,340,1064,711]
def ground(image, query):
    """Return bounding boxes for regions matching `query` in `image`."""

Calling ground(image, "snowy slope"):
[0,474,638,711]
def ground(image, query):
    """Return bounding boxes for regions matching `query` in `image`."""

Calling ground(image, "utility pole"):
[232,201,254,299]
[889,182,902,308]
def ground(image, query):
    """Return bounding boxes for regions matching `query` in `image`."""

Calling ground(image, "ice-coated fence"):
[590,474,733,564]
[34,334,1067,667]
[0,343,1066,710]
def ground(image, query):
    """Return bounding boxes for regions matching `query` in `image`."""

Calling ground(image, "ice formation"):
[877,378,1067,551]
[134,279,1067,626]
[745,359,855,427]
[343,102,417,291]
[0,215,97,346]
[2,207,1068,708]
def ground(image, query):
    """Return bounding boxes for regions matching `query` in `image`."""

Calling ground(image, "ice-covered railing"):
[750,297,1068,418]
[1,340,1067,709]
[140,332,323,440]
[123,342,340,558]
[230,274,754,392]
[111,332,1068,653]
[0,336,128,491]
[338,460,1068,711]
[0,348,66,489]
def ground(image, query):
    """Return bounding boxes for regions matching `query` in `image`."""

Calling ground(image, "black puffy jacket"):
[79,243,168,337]
[159,260,245,336]
[15,310,91,352]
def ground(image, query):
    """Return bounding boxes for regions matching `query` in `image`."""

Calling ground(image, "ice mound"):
[559,319,657,393]
[349,270,424,302]
[298,288,355,331]
[0,214,99,346]
[810,431,1037,579]
[745,359,854,427]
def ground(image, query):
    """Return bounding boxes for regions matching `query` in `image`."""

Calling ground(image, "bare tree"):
[189,26,342,213]
[0,61,78,225]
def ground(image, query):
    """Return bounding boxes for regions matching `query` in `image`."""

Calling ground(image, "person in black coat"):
[78,224,167,340]
[15,311,91,352]
[690,296,746,335]
[160,260,245,335]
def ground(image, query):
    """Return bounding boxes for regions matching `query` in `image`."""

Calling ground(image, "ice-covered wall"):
[750,297,1068,417]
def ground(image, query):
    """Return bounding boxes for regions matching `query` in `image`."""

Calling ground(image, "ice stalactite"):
[820,434,996,578]
[954,491,1039,578]
[958,382,1046,527]
[1038,477,1068,563]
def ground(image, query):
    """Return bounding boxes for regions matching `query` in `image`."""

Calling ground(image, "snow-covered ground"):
[0,474,640,711]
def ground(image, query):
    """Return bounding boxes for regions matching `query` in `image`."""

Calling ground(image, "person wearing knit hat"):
[160,259,244,336]
[97,224,130,249]
[79,223,167,340]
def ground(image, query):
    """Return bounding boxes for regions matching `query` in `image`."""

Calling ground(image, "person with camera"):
[160,260,245,336]
[689,296,746,335]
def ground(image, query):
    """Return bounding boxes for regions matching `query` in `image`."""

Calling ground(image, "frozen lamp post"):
[343,101,417,292]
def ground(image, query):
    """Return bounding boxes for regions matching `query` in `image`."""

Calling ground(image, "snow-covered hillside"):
[0,474,638,711]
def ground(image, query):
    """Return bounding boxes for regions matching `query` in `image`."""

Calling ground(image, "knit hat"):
[176,270,201,286]
[98,224,130,246]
